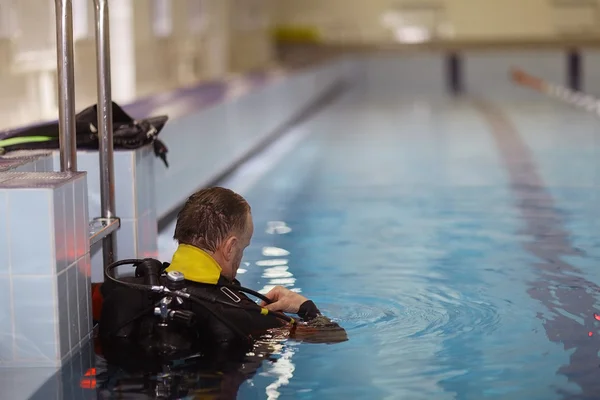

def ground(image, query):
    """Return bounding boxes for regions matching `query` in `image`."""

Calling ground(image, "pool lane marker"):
[473,99,600,397]
[510,67,600,115]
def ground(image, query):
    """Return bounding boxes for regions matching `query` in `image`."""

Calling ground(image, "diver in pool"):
[96,186,346,365]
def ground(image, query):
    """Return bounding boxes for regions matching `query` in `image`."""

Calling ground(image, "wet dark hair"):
[174,187,250,252]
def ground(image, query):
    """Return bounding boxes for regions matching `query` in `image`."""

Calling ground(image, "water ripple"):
[316,289,501,341]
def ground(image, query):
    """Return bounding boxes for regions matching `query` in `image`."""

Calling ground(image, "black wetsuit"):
[98,273,321,363]
[96,259,346,398]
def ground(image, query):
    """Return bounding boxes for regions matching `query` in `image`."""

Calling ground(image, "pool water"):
[30,86,600,399]
[231,91,600,399]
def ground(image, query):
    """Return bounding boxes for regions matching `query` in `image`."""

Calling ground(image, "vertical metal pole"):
[94,0,116,267]
[54,0,77,171]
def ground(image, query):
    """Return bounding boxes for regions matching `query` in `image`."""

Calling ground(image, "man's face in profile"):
[230,212,254,279]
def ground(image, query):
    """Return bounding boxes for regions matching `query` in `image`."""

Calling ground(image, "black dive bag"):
[0,102,169,167]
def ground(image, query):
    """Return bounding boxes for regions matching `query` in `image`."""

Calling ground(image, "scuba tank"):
[99,259,199,362]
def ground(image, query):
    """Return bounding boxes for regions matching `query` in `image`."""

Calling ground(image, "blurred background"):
[1,0,597,132]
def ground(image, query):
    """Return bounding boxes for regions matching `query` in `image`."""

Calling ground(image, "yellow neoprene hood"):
[165,244,222,284]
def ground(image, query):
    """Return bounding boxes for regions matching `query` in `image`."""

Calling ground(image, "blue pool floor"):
[11,85,600,399]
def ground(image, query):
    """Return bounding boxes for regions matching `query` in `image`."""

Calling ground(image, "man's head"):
[173,187,253,280]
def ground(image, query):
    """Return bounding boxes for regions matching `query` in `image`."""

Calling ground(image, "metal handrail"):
[54,0,119,266]
[93,0,117,267]
[54,0,77,171]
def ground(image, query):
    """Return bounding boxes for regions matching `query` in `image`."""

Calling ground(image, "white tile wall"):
[0,190,8,275]
[76,254,92,341]
[0,275,12,363]
[6,189,55,275]
[0,151,53,173]
[0,171,91,367]
[53,184,68,274]
[12,275,57,362]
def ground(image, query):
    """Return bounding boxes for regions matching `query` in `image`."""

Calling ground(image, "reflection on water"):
[265,221,292,235]
[256,259,289,267]
[262,266,292,278]
[264,344,297,400]
[262,247,291,257]
[254,237,299,397]
[258,226,302,298]
[236,261,250,275]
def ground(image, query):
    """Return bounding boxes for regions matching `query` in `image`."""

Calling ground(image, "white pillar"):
[39,70,58,119]
[109,0,136,103]
[205,0,228,78]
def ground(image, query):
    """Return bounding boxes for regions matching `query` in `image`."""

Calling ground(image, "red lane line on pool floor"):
[473,99,600,399]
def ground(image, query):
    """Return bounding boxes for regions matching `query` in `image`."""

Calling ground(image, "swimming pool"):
[27,80,600,399]
[228,89,600,399]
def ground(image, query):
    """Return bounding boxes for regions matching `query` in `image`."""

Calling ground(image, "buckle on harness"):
[220,287,241,303]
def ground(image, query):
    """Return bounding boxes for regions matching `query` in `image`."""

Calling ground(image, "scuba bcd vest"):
[99,257,295,364]
[0,101,169,167]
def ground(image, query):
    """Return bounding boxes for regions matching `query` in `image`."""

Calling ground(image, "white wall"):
[0,0,599,133]
[0,0,275,132]
[273,0,600,43]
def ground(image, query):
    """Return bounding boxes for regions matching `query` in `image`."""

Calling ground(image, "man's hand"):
[260,286,308,314]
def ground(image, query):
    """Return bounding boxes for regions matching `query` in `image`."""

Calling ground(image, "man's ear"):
[222,236,238,261]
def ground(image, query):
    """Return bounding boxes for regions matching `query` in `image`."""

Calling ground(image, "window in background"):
[153,0,172,37]
[13,0,55,62]
[381,1,452,43]
[0,0,16,38]
[73,0,89,40]
[233,0,268,31]
[188,0,207,34]
[549,0,599,36]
